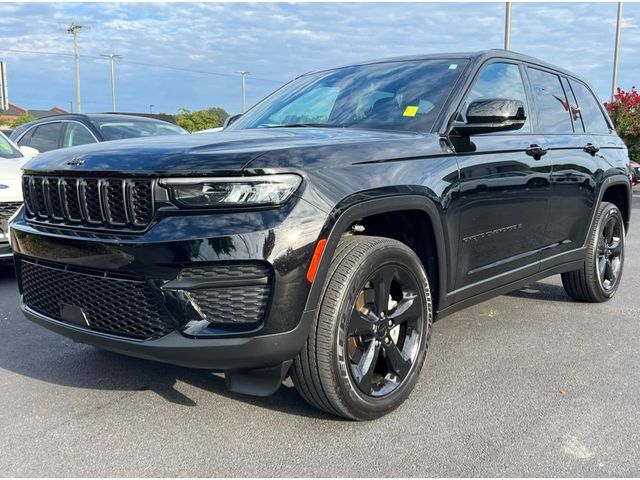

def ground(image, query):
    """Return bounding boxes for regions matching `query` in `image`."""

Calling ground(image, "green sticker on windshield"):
[448,64,458,70]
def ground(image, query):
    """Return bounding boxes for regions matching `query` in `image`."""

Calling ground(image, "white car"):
[0,131,38,261]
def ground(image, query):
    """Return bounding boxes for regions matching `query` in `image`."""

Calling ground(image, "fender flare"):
[302,194,450,314]
[590,174,632,235]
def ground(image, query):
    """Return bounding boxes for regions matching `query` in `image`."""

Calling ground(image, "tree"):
[605,87,640,162]
[8,115,36,129]
[175,107,229,132]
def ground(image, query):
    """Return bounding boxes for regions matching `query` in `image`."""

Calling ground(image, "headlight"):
[160,174,302,208]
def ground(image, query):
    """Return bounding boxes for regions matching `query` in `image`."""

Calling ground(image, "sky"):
[0,2,639,115]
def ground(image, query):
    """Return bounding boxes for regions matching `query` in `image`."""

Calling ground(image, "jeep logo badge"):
[67,157,86,166]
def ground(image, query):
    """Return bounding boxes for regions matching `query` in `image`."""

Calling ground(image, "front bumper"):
[10,195,326,370]
[22,304,316,370]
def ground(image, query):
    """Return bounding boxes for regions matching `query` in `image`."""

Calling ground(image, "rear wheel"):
[562,202,625,302]
[292,236,432,420]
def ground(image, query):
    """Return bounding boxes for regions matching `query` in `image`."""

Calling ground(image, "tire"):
[292,235,433,420]
[561,201,625,302]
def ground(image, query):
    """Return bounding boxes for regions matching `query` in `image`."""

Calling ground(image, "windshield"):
[0,133,21,159]
[92,119,188,141]
[229,59,468,133]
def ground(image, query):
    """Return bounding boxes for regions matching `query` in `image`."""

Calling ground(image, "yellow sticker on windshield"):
[403,106,419,117]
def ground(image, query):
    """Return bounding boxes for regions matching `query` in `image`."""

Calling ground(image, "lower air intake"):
[21,259,175,340]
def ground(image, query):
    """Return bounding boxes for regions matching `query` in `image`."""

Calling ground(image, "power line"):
[0,47,285,84]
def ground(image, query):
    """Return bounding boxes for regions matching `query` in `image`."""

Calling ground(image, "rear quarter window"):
[569,80,611,134]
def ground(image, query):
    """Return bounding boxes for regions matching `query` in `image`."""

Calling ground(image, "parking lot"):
[0,198,638,477]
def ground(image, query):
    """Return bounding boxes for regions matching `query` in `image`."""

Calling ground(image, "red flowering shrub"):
[605,87,640,161]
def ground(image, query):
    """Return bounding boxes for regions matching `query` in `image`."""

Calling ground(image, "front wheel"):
[562,202,625,302]
[292,236,432,420]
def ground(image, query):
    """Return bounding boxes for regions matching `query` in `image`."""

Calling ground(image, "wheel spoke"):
[373,267,395,316]
[387,291,420,325]
[598,256,607,280]
[349,309,375,337]
[382,341,412,381]
[353,340,381,393]
[609,238,622,256]
[604,219,615,243]
[611,256,622,279]
[597,237,607,254]
[605,258,614,282]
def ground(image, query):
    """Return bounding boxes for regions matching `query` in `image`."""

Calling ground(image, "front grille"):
[0,202,22,235]
[21,259,175,340]
[179,263,272,325]
[22,175,154,231]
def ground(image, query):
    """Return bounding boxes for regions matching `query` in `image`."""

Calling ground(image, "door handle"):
[584,143,600,155]
[525,144,548,159]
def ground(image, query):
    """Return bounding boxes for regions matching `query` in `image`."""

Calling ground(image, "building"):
[0,103,68,123]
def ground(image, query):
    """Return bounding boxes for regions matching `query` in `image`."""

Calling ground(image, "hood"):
[22,128,442,176]
[0,158,24,203]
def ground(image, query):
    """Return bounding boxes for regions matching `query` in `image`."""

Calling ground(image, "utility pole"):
[149,104,154,114]
[101,54,121,112]
[236,71,250,112]
[67,22,83,113]
[504,2,512,50]
[67,100,73,112]
[612,2,623,101]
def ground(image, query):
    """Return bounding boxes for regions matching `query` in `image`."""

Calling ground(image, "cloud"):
[0,2,638,112]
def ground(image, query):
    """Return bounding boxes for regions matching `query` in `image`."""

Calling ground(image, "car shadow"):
[0,334,340,420]
[505,281,573,303]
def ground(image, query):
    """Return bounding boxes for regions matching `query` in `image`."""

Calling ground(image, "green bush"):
[605,87,640,162]
[175,107,229,133]
[8,115,36,129]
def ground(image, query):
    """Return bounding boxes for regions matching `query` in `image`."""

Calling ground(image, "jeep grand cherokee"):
[10,50,631,420]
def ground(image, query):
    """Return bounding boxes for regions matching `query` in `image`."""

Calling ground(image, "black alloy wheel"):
[597,213,623,292]
[292,235,432,420]
[562,201,625,302]
[346,264,424,398]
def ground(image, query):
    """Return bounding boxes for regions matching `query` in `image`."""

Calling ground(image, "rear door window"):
[527,68,574,134]
[569,80,611,134]
[28,123,63,152]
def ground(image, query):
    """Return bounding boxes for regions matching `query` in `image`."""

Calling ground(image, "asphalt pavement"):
[0,199,639,477]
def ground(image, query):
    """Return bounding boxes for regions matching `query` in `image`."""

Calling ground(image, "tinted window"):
[63,123,97,147]
[560,77,582,131]
[528,68,573,134]
[94,119,187,141]
[28,123,62,152]
[270,86,339,124]
[464,62,530,133]
[570,80,610,134]
[228,59,469,133]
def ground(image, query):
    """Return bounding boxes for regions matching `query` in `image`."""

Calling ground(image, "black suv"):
[10,50,630,420]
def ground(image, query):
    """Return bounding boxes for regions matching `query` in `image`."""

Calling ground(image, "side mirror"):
[19,146,39,159]
[223,113,242,129]
[451,98,526,136]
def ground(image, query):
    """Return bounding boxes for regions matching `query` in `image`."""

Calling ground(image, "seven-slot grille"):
[22,175,154,230]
